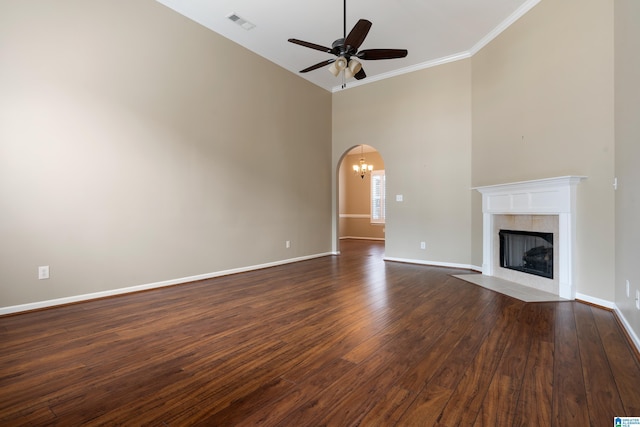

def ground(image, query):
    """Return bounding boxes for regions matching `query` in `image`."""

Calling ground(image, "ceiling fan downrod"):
[343,0,347,39]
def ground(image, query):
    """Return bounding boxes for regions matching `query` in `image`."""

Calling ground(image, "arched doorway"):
[337,145,386,252]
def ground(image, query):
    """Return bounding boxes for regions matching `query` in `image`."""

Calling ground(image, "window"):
[371,170,385,224]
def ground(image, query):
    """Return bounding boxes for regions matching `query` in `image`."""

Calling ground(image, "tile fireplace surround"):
[474,176,586,300]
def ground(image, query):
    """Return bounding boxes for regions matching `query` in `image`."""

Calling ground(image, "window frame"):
[370,169,386,224]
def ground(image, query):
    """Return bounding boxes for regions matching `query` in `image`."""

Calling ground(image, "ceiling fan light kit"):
[344,59,362,79]
[288,0,407,85]
[329,56,348,76]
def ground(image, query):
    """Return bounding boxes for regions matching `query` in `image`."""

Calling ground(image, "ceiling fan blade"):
[354,67,366,80]
[299,59,336,73]
[344,19,372,50]
[288,38,333,53]
[357,49,408,60]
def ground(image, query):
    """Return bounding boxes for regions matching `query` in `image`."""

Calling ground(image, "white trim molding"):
[384,256,477,271]
[576,293,615,310]
[340,236,385,241]
[474,176,586,300]
[332,51,471,92]
[469,0,542,55]
[614,306,640,353]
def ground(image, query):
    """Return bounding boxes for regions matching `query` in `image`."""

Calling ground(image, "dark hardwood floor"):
[1,239,639,426]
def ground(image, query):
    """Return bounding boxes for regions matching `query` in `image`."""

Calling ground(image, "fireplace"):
[499,229,553,279]
[474,176,585,299]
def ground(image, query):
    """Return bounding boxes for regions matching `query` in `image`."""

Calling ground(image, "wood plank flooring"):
[1,239,639,426]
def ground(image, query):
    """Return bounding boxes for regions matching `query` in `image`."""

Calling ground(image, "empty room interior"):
[1,0,639,425]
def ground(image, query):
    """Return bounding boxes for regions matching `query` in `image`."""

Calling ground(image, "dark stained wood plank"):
[274,336,417,426]
[433,298,523,426]
[552,302,590,426]
[357,385,416,426]
[398,297,522,425]
[396,282,496,394]
[573,303,626,425]
[340,276,456,364]
[204,358,357,426]
[511,303,555,426]
[232,358,359,426]
[0,240,638,426]
[591,307,640,415]
[472,302,545,426]
[327,281,492,425]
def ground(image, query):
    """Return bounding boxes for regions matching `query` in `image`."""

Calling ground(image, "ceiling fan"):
[288,0,408,83]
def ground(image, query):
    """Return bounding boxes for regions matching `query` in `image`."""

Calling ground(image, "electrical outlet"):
[420,241,426,250]
[627,280,631,298]
[38,266,49,280]
[285,240,291,249]
[636,290,640,310]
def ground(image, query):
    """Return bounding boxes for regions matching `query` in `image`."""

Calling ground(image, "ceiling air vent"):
[226,13,255,31]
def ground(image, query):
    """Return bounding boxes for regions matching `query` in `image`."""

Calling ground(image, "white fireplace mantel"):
[474,176,586,299]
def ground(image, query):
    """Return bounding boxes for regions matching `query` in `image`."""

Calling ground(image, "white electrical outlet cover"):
[38,266,50,280]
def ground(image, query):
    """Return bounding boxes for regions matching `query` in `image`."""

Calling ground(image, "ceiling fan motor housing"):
[331,38,357,59]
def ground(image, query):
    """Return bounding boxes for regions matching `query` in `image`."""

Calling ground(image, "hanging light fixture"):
[352,145,373,179]
[344,58,362,79]
[329,57,361,79]
[329,56,348,76]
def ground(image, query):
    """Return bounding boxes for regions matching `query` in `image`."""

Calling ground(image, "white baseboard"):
[0,252,334,316]
[339,236,385,241]
[575,293,616,310]
[384,256,476,271]
[613,306,640,354]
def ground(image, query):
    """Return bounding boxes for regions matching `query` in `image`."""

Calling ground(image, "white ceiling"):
[155,0,540,92]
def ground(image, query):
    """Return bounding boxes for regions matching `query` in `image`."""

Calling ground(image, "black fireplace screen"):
[499,229,553,279]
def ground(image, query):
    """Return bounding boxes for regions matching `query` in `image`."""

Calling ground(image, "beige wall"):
[471,0,615,301]
[333,60,473,265]
[338,151,385,240]
[0,0,332,308]
[614,0,640,342]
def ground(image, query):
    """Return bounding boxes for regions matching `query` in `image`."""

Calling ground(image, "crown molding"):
[332,0,542,93]
[331,51,471,93]
[469,0,542,55]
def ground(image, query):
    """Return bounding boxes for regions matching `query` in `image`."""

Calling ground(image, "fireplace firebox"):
[499,230,553,279]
